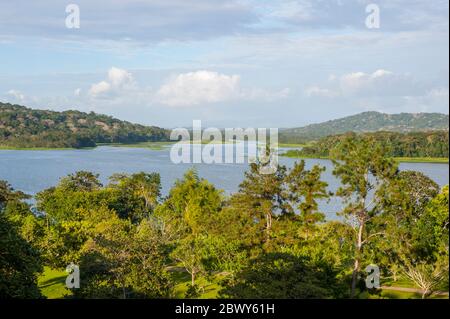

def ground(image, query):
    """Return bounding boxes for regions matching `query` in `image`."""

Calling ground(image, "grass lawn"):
[381,276,416,288]
[170,268,226,299]
[367,290,449,299]
[38,266,447,299]
[371,275,449,299]
[38,267,72,299]
[38,265,225,299]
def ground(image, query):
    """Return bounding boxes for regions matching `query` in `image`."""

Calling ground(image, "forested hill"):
[280,111,449,143]
[0,102,169,148]
[286,131,449,159]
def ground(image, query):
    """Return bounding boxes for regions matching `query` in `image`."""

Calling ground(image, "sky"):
[0,0,448,128]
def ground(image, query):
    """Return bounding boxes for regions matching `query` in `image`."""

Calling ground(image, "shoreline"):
[280,153,449,164]
[2,143,448,164]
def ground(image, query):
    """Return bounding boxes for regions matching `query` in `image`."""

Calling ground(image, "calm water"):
[0,146,448,220]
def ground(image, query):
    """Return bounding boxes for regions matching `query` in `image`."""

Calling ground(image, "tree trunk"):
[351,222,364,298]
[351,259,360,298]
[265,213,272,242]
[191,270,196,287]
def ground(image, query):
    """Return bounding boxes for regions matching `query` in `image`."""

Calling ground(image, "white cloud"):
[6,89,25,102]
[88,67,134,98]
[89,81,111,97]
[305,69,421,98]
[426,87,449,99]
[338,69,418,96]
[156,70,240,107]
[156,70,290,107]
[304,86,338,98]
[244,87,291,101]
[107,67,133,87]
[268,1,314,22]
[403,87,449,112]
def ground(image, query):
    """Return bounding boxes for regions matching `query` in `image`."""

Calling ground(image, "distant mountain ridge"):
[0,102,169,148]
[280,111,449,143]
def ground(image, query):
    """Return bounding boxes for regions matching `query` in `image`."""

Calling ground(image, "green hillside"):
[0,102,169,149]
[280,111,449,143]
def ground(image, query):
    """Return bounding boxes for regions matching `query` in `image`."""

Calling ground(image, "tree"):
[374,169,447,287]
[0,180,29,209]
[0,215,43,298]
[399,186,449,298]
[155,169,223,238]
[380,170,440,221]
[220,252,346,299]
[77,213,173,298]
[155,170,223,292]
[286,160,329,239]
[369,170,441,282]
[171,236,206,289]
[228,162,291,245]
[330,136,398,297]
[59,171,103,192]
[403,262,448,299]
[0,180,42,298]
[109,172,161,222]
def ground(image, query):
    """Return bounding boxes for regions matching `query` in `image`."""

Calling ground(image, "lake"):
[0,145,448,220]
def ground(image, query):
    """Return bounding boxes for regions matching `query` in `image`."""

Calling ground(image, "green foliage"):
[59,171,103,192]
[228,161,292,246]
[330,135,399,297]
[0,180,30,209]
[155,169,223,238]
[287,131,449,159]
[286,160,330,237]
[405,186,449,291]
[108,172,162,222]
[0,215,43,298]
[1,137,448,299]
[221,252,347,298]
[0,181,43,298]
[0,102,169,148]
[279,111,449,143]
[35,170,165,269]
[76,214,173,298]
[171,237,207,287]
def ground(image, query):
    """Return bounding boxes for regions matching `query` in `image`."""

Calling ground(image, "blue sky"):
[0,0,448,128]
